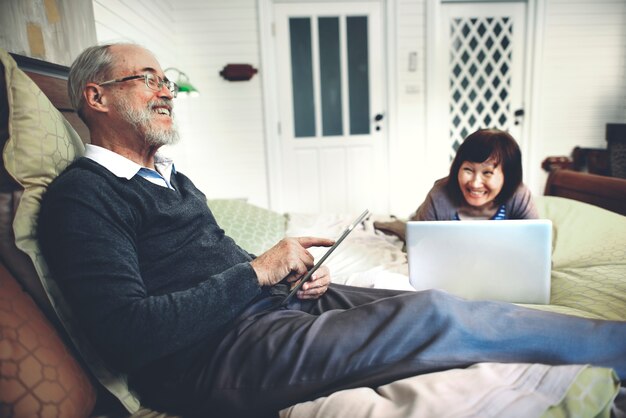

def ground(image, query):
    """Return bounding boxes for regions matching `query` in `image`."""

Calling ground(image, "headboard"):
[9,53,90,141]
[544,169,626,216]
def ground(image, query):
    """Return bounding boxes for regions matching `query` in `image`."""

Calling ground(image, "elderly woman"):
[375,129,538,239]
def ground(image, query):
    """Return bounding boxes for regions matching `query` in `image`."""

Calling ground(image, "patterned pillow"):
[0,262,96,417]
[534,196,626,320]
[208,199,286,255]
[0,48,140,413]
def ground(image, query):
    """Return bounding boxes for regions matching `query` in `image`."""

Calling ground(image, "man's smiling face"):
[107,44,179,147]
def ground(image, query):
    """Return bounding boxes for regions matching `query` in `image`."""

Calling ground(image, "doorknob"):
[374,113,384,131]
[514,109,524,126]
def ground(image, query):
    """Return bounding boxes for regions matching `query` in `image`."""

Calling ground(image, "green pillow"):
[534,196,626,321]
[542,367,620,418]
[208,199,286,255]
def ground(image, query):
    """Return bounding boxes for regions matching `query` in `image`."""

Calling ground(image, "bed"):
[211,180,626,418]
[210,184,626,418]
[210,168,626,416]
[1,48,624,418]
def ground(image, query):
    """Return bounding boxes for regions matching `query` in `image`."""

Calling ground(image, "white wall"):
[172,0,268,206]
[528,0,626,192]
[92,0,194,172]
[388,0,429,216]
[94,0,268,206]
[92,0,626,213]
[93,1,177,66]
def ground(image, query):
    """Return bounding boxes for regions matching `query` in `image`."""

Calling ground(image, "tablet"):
[280,209,370,306]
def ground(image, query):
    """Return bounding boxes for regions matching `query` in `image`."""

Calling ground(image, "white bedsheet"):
[280,363,587,418]
[285,213,413,291]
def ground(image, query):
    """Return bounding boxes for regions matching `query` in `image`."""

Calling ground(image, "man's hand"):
[250,237,334,288]
[288,265,331,299]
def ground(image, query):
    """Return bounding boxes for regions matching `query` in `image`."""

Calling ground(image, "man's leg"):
[187,286,626,417]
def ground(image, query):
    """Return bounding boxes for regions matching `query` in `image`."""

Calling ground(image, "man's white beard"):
[115,96,180,147]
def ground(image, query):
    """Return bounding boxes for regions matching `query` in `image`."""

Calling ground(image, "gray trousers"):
[138,284,626,418]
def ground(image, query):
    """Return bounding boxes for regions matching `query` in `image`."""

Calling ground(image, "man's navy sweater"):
[37,158,263,372]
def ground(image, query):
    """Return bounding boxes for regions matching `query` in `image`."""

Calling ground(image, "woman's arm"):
[508,184,539,219]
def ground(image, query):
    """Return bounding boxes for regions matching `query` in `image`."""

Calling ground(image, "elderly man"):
[37,43,626,418]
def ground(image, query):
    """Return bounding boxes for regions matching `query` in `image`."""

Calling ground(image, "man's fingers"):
[292,259,310,277]
[286,273,301,283]
[296,236,335,249]
[252,237,332,288]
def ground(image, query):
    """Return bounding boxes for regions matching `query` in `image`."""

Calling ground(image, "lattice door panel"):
[448,16,515,159]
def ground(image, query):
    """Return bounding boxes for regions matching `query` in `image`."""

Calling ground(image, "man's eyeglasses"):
[98,73,179,98]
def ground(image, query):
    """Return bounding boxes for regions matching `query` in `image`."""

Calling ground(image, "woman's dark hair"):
[446,129,523,205]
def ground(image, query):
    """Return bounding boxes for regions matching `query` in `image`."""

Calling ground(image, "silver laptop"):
[406,220,552,304]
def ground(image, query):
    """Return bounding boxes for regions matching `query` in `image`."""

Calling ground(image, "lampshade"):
[164,67,200,98]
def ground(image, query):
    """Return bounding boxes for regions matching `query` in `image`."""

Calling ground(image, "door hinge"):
[277,122,281,135]
[271,22,276,36]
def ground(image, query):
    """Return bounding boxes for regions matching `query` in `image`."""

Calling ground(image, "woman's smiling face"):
[457,159,505,208]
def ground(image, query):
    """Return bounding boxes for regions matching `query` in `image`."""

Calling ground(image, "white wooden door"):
[427,2,528,177]
[273,1,388,214]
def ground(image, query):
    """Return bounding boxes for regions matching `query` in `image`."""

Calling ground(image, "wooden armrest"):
[544,169,626,216]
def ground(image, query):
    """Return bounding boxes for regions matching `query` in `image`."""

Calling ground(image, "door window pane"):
[347,16,370,135]
[289,18,315,137]
[318,17,343,136]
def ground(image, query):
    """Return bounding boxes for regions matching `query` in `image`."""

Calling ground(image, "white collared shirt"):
[84,144,176,190]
